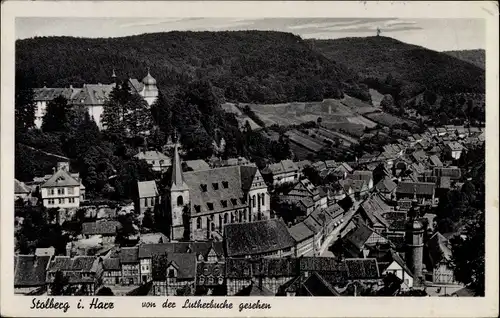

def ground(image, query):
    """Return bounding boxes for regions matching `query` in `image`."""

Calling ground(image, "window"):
[199,277,205,284]
[231,213,234,223]
[212,183,219,190]
[219,215,222,230]
[49,189,55,196]
[261,194,265,206]
[252,195,256,208]
[207,202,214,211]
[231,198,237,206]
[150,197,155,206]
[145,198,149,207]
[200,184,208,192]
[168,269,176,278]
[222,181,229,189]
[177,196,183,206]
[68,187,74,195]
[239,211,242,222]
[243,210,247,221]
[196,218,201,229]
[194,205,201,213]
[218,277,224,285]
[211,222,215,231]
[208,277,214,285]
[241,197,247,204]
[69,198,75,203]
[224,213,228,224]
[221,200,227,208]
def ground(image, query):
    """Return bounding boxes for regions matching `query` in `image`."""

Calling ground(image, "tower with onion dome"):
[141,69,158,106]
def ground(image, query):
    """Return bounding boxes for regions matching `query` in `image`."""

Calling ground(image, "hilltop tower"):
[405,217,424,285]
[168,142,190,241]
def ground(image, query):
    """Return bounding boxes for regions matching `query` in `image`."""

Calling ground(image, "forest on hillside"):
[15,31,371,104]
[444,49,485,69]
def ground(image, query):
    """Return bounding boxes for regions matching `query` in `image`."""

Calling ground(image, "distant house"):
[379,249,414,290]
[374,177,397,200]
[351,171,374,189]
[81,220,120,244]
[279,271,340,296]
[40,162,85,209]
[344,258,381,286]
[151,253,197,296]
[46,256,104,295]
[428,155,443,167]
[425,232,457,285]
[134,150,171,172]
[15,179,31,201]
[436,127,447,136]
[184,159,211,171]
[288,222,315,257]
[138,232,168,245]
[14,255,52,295]
[432,166,462,180]
[136,180,160,215]
[224,219,296,259]
[196,261,226,293]
[119,247,140,285]
[395,182,436,206]
[356,194,393,234]
[282,178,327,212]
[446,142,465,160]
[342,222,389,258]
[102,258,121,285]
[260,159,299,186]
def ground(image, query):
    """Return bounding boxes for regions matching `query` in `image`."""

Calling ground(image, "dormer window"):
[168,268,176,278]
[212,183,219,190]
[200,184,208,192]
[231,198,237,206]
[222,181,229,189]
[207,202,214,211]
[221,200,228,208]
[194,205,201,213]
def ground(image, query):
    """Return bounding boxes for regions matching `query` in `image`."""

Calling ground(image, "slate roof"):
[166,253,197,279]
[14,255,51,287]
[138,241,224,260]
[381,212,408,231]
[345,222,374,250]
[137,180,159,198]
[119,247,139,264]
[288,222,315,242]
[429,155,443,167]
[82,220,120,236]
[396,182,435,196]
[344,258,380,279]
[102,258,121,271]
[263,160,298,175]
[359,194,392,228]
[47,256,97,272]
[183,166,249,215]
[15,179,31,194]
[41,168,80,188]
[282,272,340,296]
[128,78,144,94]
[224,219,295,257]
[33,87,74,101]
[375,177,397,193]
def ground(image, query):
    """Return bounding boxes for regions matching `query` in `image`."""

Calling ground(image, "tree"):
[15,87,36,131]
[41,95,70,133]
[450,211,485,296]
[142,208,155,229]
[51,270,69,295]
[123,93,153,137]
[96,286,114,296]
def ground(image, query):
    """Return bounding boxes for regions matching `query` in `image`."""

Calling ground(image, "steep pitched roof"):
[185,159,211,171]
[15,179,31,194]
[345,222,374,250]
[429,155,443,167]
[288,222,315,242]
[14,255,51,287]
[102,258,121,271]
[264,159,298,175]
[235,281,274,296]
[427,232,452,268]
[119,247,139,264]
[382,212,408,231]
[137,180,159,198]
[183,166,247,215]
[171,143,187,190]
[41,168,80,188]
[375,177,397,193]
[344,258,380,279]
[224,219,295,257]
[167,253,197,279]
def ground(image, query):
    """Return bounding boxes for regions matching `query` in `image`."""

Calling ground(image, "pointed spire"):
[171,141,184,188]
[112,68,116,78]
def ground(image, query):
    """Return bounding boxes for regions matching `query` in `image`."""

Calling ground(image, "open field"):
[364,112,417,128]
[369,89,384,107]
[221,103,262,130]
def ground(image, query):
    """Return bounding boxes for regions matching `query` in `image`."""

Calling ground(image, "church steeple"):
[171,142,184,189]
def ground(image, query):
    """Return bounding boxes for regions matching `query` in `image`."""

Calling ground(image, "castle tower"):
[141,69,158,106]
[168,142,190,241]
[405,218,424,285]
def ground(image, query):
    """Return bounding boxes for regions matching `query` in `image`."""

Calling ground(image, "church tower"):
[168,142,190,241]
[141,69,159,106]
[405,216,424,285]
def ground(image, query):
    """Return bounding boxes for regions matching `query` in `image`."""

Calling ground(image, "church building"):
[166,143,271,241]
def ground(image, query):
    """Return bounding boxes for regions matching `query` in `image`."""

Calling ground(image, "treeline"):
[15,31,368,104]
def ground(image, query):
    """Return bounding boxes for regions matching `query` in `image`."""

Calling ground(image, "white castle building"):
[33,70,158,129]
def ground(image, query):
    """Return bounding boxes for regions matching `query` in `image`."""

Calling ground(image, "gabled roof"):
[138,241,224,260]
[47,256,98,272]
[15,179,31,194]
[345,222,374,250]
[381,211,408,231]
[166,253,197,279]
[224,219,295,257]
[426,232,452,268]
[185,159,210,171]
[41,168,80,188]
[102,258,121,271]
[14,255,51,287]
[235,281,274,296]
[428,155,443,167]
[137,180,159,198]
[283,271,340,296]
[263,159,298,175]
[288,222,315,242]
[119,247,139,264]
[375,177,397,193]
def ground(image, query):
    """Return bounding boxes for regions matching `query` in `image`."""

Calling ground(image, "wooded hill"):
[15,31,371,104]
[443,49,485,69]
[307,37,485,101]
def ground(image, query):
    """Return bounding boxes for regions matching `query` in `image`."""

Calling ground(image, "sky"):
[16,17,485,52]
